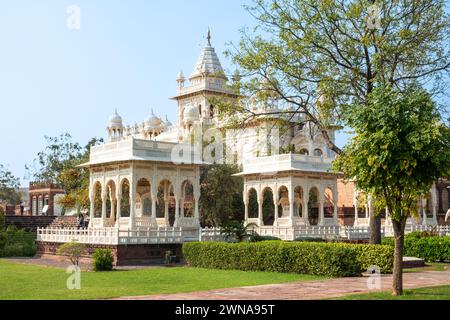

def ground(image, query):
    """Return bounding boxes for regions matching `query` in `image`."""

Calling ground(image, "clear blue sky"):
[0,0,354,186]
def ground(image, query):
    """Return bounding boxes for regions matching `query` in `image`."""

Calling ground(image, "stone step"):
[403,256,425,268]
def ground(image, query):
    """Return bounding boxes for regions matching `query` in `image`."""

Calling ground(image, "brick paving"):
[116,268,450,300]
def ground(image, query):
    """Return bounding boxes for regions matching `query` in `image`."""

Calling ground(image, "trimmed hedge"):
[183,241,393,277]
[382,235,450,262]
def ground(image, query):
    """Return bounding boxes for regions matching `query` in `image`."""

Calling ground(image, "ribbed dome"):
[109,109,123,126]
[146,109,162,128]
[183,105,199,122]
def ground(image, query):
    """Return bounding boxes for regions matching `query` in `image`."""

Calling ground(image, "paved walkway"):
[116,269,450,300]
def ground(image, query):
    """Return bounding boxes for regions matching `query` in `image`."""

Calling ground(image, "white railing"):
[118,227,184,245]
[37,228,119,245]
[294,226,340,240]
[37,226,201,245]
[254,227,296,241]
[200,228,224,242]
[385,224,450,237]
[37,224,450,245]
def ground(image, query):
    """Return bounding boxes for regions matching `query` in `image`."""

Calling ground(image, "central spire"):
[206,28,211,46]
[190,29,227,80]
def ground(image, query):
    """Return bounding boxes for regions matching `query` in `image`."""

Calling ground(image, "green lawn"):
[403,263,449,273]
[337,286,450,300]
[0,259,325,300]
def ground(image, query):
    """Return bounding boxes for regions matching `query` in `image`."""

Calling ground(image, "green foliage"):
[200,164,244,226]
[183,242,394,277]
[0,206,4,229]
[57,241,86,266]
[382,235,450,262]
[0,165,21,205]
[0,226,37,258]
[251,235,282,242]
[220,220,256,243]
[334,85,450,224]
[27,134,103,213]
[294,237,326,243]
[218,0,450,154]
[92,249,114,272]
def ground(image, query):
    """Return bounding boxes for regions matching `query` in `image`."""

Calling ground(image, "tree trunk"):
[369,214,382,244]
[392,217,407,296]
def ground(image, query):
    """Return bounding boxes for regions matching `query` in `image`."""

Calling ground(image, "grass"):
[0,259,325,300]
[337,285,450,300]
[403,263,449,273]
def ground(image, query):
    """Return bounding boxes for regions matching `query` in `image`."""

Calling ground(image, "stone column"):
[101,186,107,227]
[422,198,428,225]
[273,191,279,227]
[115,189,121,228]
[151,196,157,226]
[333,188,339,225]
[289,187,295,227]
[194,188,200,227]
[303,191,309,226]
[129,174,137,230]
[318,188,324,226]
[89,192,95,223]
[258,192,263,227]
[431,183,438,225]
[354,191,359,226]
[174,197,180,227]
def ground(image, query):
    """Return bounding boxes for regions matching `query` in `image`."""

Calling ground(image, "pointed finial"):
[207,28,211,45]
[114,108,118,115]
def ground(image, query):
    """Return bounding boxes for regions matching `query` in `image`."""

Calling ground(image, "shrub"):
[250,235,282,242]
[92,249,114,271]
[294,237,326,243]
[183,242,394,277]
[0,206,4,229]
[382,234,450,262]
[0,226,36,257]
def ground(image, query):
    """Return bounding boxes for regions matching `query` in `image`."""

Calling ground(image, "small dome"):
[146,109,162,128]
[177,70,185,80]
[183,105,199,122]
[109,109,123,126]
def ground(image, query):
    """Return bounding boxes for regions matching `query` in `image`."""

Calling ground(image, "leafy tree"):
[27,134,103,214]
[333,85,450,296]
[57,137,103,214]
[218,0,450,242]
[26,133,83,184]
[200,164,245,226]
[0,165,21,205]
[57,241,86,267]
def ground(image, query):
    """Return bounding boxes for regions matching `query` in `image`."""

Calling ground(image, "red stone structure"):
[29,183,65,216]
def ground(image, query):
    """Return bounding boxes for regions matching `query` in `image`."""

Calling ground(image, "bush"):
[0,226,36,258]
[93,249,114,271]
[183,241,394,277]
[294,237,326,243]
[0,206,4,229]
[250,235,282,242]
[382,234,450,262]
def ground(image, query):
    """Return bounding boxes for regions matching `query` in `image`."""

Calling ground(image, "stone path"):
[116,269,450,300]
